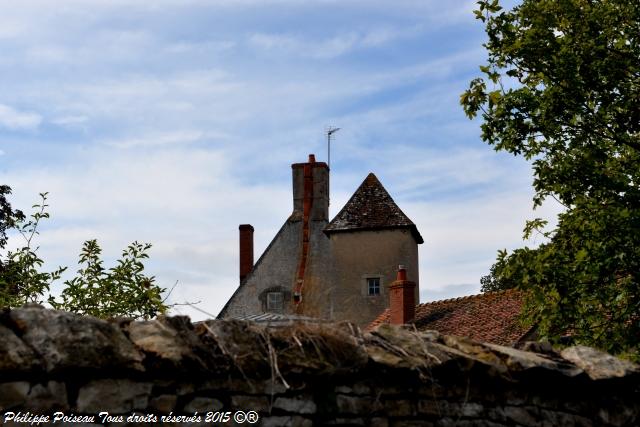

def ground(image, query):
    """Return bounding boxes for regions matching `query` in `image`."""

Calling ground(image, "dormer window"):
[367,277,381,296]
[267,291,284,312]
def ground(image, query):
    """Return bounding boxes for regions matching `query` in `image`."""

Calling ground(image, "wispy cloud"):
[104,130,226,149]
[0,104,42,130]
[248,25,425,59]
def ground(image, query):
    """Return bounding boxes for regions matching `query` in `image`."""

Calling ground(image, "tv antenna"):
[326,126,340,170]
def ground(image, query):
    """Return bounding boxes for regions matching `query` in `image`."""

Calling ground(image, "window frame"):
[366,277,381,296]
[266,291,284,312]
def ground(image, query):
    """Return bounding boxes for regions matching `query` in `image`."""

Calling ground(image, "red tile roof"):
[368,289,533,346]
[324,173,423,243]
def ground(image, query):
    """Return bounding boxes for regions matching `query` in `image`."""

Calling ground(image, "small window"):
[267,291,284,311]
[367,277,381,296]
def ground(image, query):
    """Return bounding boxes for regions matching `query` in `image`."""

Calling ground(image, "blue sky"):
[0,0,559,320]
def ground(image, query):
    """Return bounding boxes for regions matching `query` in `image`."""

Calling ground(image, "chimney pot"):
[239,224,254,282]
[308,154,316,163]
[389,266,416,325]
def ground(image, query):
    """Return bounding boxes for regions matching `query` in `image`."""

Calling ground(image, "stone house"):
[218,154,423,326]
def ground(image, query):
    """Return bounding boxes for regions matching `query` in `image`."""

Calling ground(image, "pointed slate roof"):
[324,173,424,243]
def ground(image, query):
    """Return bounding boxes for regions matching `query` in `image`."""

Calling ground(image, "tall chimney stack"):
[291,153,329,221]
[239,224,254,282]
[389,265,416,325]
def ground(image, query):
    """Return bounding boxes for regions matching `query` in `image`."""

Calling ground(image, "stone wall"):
[1,306,639,426]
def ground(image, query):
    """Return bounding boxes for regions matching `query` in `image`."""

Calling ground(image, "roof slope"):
[324,173,423,243]
[368,289,532,346]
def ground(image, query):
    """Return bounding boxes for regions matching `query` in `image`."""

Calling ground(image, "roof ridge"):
[416,288,521,307]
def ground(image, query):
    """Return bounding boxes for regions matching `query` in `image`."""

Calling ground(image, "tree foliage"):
[0,192,66,307]
[0,189,167,319]
[49,240,166,319]
[462,0,640,357]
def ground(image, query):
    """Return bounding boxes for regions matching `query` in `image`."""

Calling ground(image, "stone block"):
[231,395,270,412]
[0,381,30,410]
[336,395,373,414]
[76,379,152,413]
[25,381,68,411]
[183,396,223,412]
[0,324,41,373]
[384,399,415,417]
[9,308,144,373]
[335,382,371,395]
[149,394,177,413]
[273,396,316,414]
[561,346,640,381]
[503,405,539,427]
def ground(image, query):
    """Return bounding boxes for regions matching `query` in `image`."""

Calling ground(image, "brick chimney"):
[239,224,254,282]
[291,154,329,221]
[389,265,416,324]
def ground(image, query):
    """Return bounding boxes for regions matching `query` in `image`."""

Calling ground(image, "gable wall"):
[219,219,302,318]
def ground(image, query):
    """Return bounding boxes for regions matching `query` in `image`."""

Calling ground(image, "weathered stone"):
[25,381,68,411]
[149,394,177,412]
[273,396,316,414]
[183,396,223,412]
[231,395,270,412]
[537,409,592,427]
[0,381,30,410]
[503,405,539,427]
[335,382,370,395]
[367,325,470,371]
[176,382,196,395]
[517,341,557,355]
[597,406,638,427]
[76,379,152,413]
[458,402,484,417]
[128,316,215,373]
[0,323,41,373]
[336,395,373,414]
[196,320,270,376]
[261,416,312,427]
[371,417,389,427]
[485,342,583,377]
[8,308,144,373]
[266,322,368,375]
[560,346,640,381]
[384,399,415,417]
[418,399,446,416]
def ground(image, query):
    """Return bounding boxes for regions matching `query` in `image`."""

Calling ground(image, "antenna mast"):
[326,126,340,170]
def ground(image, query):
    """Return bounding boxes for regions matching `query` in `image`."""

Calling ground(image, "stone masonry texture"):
[0,306,638,426]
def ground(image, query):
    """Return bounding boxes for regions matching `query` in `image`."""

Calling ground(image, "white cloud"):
[248,25,426,59]
[404,189,563,301]
[0,104,42,130]
[51,115,88,128]
[105,130,222,148]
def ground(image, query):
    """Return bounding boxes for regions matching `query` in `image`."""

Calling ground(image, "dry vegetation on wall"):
[0,306,639,426]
